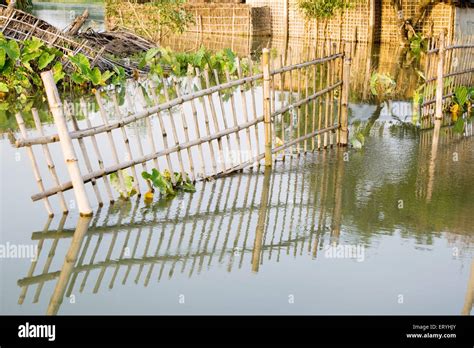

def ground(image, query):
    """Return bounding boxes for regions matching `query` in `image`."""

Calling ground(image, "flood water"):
[0,1,473,315]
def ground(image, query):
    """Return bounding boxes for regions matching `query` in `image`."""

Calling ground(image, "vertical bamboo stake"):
[135,83,160,171]
[186,75,206,177]
[203,68,226,172]
[31,108,69,214]
[435,30,445,121]
[225,70,243,166]
[80,98,114,203]
[247,58,262,160]
[339,44,351,146]
[213,69,233,167]
[235,59,254,166]
[161,78,186,178]
[95,90,127,197]
[194,69,218,175]
[111,93,141,195]
[296,64,301,154]
[67,105,103,206]
[279,54,286,161]
[15,112,54,217]
[172,79,195,181]
[148,81,174,173]
[324,42,331,148]
[41,71,92,216]
[262,48,273,167]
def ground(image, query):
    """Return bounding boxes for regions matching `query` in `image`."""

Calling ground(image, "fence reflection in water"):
[17,151,347,314]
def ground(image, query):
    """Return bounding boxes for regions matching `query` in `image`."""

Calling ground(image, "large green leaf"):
[0,82,8,93]
[38,52,55,70]
[89,67,101,85]
[0,49,5,70]
[455,86,468,107]
[4,40,20,60]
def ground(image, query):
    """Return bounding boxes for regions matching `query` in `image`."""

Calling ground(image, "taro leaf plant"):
[451,86,474,134]
[142,168,195,202]
[139,46,254,80]
[68,53,115,87]
[109,170,137,199]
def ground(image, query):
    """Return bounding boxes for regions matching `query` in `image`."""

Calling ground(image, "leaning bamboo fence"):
[419,32,474,129]
[15,46,350,216]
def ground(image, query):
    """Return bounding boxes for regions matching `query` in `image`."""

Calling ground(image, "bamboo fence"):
[419,32,474,129]
[15,47,350,216]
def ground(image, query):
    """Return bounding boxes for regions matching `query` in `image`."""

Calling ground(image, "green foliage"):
[68,53,115,87]
[370,73,396,99]
[298,0,353,19]
[109,170,137,199]
[408,32,428,57]
[0,35,63,113]
[350,121,366,149]
[150,0,193,34]
[451,86,474,134]
[142,168,195,199]
[139,46,254,79]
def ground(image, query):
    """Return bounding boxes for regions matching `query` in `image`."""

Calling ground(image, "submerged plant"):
[141,168,195,202]
[109,170,137,199]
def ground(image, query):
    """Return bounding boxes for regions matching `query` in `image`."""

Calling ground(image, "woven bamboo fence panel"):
[247,0,371,42]
[378,0,455,43]
[105,2,271,41]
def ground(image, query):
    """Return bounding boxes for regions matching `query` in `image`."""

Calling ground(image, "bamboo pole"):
[235,58,254,166]
[15,112,54,217]
[31,108,69,214]
[186,75,206,177]
[262,48,272,167]
[435,30,446,121]
[339,45,351,146]
[172,78,196,181]
[148,81,174,174]
[111,92,141,195]
[80,98,114,203]
[41,71,92,216]
[194,68,219,175]
[135,83,160,171]
[95,90,127,198]
[247,58,262,162]
[203,68,226,172]
[225,70,243,166]
[324,42,331,148]
[67,104,104,206]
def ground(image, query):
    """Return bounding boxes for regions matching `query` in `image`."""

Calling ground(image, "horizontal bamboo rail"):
[16,46,348,215]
